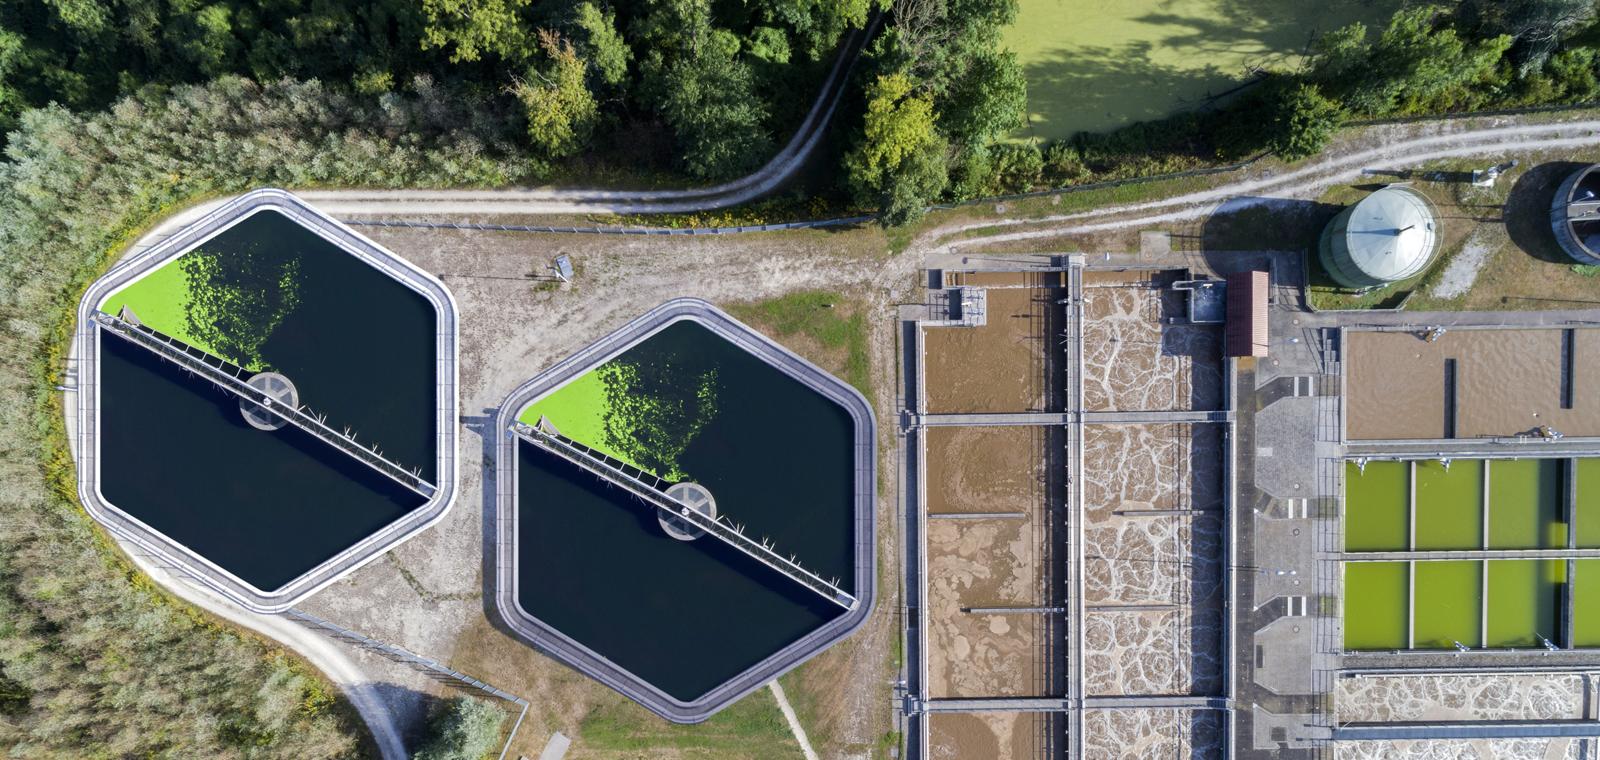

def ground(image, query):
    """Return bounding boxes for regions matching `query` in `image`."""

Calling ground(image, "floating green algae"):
[1414,459,1484,550]
[1577,459,1600,548]
[1345,460,1409,551]
[1485,560,1562,648]
[1575,560,1600,647]
[1413,561,1482,649]
[1343,561,1409,650]
[1489,459,1566,549]
[100,243,302,372]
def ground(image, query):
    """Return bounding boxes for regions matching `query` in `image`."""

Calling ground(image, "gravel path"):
[915,115,1600,254]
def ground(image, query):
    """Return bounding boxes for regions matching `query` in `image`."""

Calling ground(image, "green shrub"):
[413,697,507,760]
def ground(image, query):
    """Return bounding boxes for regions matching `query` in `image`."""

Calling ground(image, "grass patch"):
[574,689,802,758]
[727,291,871,397]
[1574,264,1600,277]
[1003,0,1402,139]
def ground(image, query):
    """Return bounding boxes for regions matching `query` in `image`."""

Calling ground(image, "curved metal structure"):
[1318,185,1440,289]
[74,188,459,613]
[1550,164,1600,266]
[492,298,877,723]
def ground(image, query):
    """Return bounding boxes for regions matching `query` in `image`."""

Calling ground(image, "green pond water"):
[1343,562,1408,650]
[1575,561,1600,647]
[1489,459,1566,549]
[1346,460,1409,552]
[1414,459,1483,550]
[1485,560,1562,648]
[1578,459,1600,548]
[1413,561,1481,649]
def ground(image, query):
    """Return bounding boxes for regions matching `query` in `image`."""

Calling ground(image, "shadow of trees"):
[1017,0,1402,139]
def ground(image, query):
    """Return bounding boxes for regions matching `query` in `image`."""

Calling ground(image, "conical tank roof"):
[1334,186,1438,285]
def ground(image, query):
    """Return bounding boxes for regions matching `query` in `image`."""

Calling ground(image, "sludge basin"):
[80,191,454,607]
[497,301,874,720]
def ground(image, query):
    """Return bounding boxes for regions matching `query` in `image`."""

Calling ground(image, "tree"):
[1308,8,1512,117]
[420,0,530,63]
[1458,0,1596,74]
[845,72,947,223]
[645,43,772,179]
[939,49,1025,146]
[572,2,628,86]
[845,72,939,194]
[1268,83,1344,161]
[513,30,598,158]
[413,696,507,760]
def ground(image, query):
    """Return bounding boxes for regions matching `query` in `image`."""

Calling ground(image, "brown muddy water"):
[1347,329,1600,440]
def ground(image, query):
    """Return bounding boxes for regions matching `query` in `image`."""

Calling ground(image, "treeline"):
[0,0,874,179]
[844,0,1600,224]
[0,78,529,758]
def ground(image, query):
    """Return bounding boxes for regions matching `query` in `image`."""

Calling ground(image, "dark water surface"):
[516,321,857,700]
[210,210,437,472]
[99,337,426,591]
[96,209,438,590]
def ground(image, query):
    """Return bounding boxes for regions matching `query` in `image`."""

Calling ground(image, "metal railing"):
[511,423,855,609]
[94,310,435,497]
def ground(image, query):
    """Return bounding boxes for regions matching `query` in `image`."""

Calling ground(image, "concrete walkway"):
[769,681,820,760]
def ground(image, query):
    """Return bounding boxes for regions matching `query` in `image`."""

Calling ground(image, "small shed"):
[1225,270,1269,358]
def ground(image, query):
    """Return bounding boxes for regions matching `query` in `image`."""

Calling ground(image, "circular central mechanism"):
[659,482,718,541]
[240,372,299,431]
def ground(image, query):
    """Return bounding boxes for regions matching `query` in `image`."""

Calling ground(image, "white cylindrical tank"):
[1318,186,1440,289]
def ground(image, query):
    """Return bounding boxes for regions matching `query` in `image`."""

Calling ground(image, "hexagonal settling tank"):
[74,189,458,613]
[494,298,876,723]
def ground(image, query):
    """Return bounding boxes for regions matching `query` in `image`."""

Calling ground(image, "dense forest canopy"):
[0,0,873,178]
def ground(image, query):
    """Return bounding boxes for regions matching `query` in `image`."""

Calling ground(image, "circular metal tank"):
[1550,164,1600,266]
[1318,185,1440,288]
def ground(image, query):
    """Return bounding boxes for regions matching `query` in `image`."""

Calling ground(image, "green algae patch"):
[1345,460,1408,552]
[519,349,721,482]
[1413,561,1482,649]
[1489,459,1566,549]
[1577,459,1600,548]
[1485,560,1562,648]
[99,244,302,372]
[1574,560,1600,647]
[1343,561,1408,650]
[1414,459,1483,550]
[520,370,648,473]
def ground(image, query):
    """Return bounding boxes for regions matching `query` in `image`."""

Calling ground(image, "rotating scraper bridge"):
[510,420,856,609]
[95,310,437,498]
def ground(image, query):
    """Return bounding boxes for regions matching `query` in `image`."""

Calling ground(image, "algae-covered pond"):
[1344,559,1563,651]
[1346,458,1573,552]
[515,320,858,701]
[96,208,438,591]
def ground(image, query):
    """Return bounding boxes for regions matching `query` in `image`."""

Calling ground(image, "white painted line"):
[536,731,571,760]
[769,681,820,760]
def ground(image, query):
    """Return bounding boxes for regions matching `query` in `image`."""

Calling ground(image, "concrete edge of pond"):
[492,297,878,724]
[72,188,461,614]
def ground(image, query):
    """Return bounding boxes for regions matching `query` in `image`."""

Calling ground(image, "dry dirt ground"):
[293,223,914,759]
